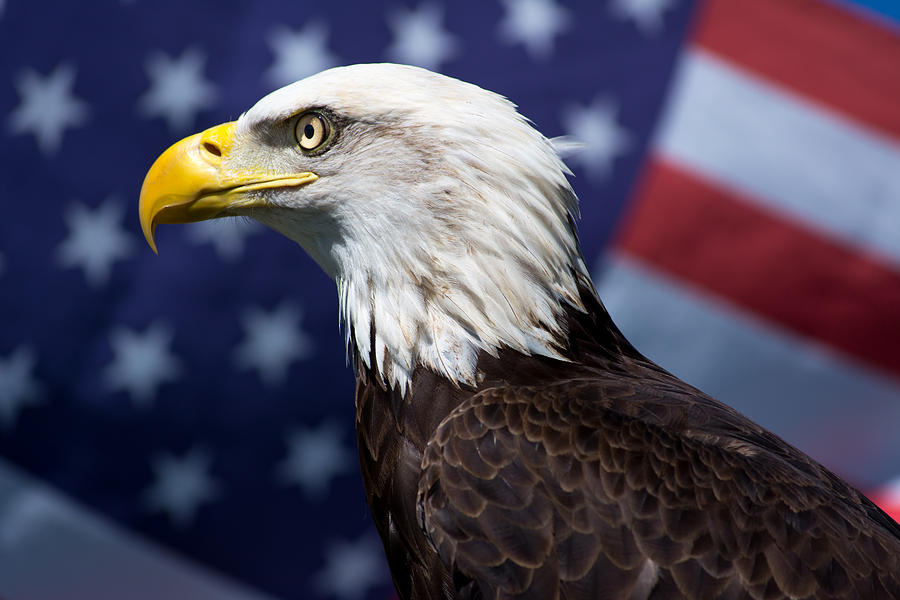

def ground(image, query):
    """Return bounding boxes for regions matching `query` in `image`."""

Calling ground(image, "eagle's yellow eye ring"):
[295,112,332,153]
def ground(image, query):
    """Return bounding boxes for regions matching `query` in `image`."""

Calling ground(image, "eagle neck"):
[337,255,597,396]
[352,279,642,600]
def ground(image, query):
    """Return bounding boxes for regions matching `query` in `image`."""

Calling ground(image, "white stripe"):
[655,48,900,266]
[0,461,280,600]
[596,254,900,487]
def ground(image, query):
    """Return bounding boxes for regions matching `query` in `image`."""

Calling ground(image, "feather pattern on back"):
[357,280,900,600]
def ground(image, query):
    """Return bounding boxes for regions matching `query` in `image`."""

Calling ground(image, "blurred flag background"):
[1,0,899,598]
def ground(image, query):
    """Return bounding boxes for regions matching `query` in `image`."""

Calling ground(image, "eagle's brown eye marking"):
[295,112,331,152]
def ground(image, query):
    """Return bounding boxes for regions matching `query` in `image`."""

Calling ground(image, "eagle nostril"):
[203,141,222,157]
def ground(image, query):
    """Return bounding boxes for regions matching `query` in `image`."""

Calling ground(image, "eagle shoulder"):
[417,375,900,600]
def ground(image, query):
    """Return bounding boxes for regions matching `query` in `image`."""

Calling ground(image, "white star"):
[57,198,135,287]
[560,96,633,180]
[138,47,217,132]
[315,535,389,600]
[498,0,570,60]
[143,447,219,528]
[104,322,182,406]
[8,62,88,155]
[234,303,314,386]
[0,346,42,430]
[265,22,339,88]
[276,421,352,499]
[610,0,675,35]
[386,3,459,71]
[186,218,261,262]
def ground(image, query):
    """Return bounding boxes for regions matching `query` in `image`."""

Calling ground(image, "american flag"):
[1,0,899,598]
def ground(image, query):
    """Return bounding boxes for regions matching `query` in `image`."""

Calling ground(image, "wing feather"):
[417,379,900,599]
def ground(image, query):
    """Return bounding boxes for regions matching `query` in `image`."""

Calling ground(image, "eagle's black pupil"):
[304,123,315,139]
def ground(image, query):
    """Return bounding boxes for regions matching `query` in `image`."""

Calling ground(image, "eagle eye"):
[295,112,332,153]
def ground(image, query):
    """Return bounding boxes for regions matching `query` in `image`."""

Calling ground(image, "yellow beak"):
[138,121,318,253]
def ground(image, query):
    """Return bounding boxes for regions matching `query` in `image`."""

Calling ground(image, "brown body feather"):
[356,278,900,600]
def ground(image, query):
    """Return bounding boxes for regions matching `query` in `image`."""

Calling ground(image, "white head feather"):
[230,64,590,393]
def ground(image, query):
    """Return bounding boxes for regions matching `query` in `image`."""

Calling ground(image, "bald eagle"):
[139,64,900,599]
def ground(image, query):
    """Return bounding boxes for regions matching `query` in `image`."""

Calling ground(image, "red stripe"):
[868,489,900,523]
[692,0,900,139]
[615,159,900,378]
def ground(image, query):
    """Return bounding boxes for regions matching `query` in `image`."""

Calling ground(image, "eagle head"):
[140,64,590,392]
